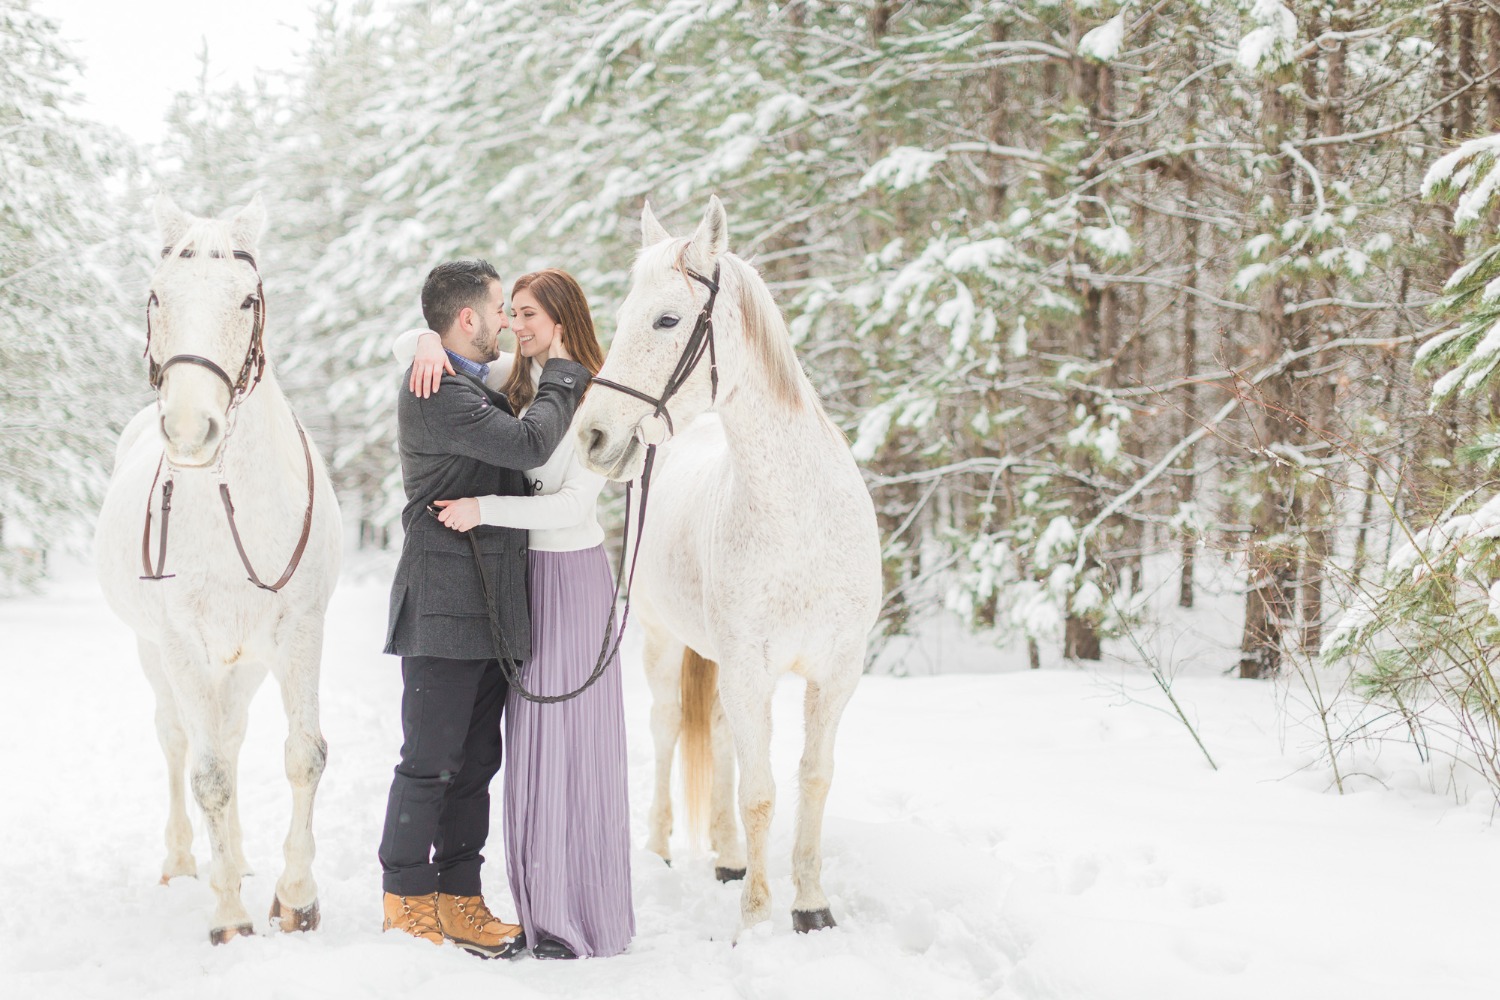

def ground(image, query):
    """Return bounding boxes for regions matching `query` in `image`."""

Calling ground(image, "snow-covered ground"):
[3,560,1498,1000]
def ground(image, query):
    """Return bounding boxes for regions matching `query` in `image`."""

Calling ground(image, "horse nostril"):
[586,428,606,457]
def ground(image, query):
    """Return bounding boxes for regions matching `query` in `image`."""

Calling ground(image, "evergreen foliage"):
[10,0,1500,685]
[0,0,140,591]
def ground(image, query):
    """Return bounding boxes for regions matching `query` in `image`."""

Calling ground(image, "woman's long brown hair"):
[501,268,605,412]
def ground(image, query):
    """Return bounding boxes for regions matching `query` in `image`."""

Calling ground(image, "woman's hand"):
[433,497,480,532]
[410,331,453,398]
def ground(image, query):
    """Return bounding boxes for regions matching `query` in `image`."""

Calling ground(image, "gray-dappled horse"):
[575,196,882,935]
[94,196,341,943]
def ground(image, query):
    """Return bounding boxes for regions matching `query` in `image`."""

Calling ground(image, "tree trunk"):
[1239,64,1299,680]
[1177,18,1203,610]
[986,17,1010,217]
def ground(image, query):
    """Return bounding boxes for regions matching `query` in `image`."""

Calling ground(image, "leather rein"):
[140,246,316,592]
[465,264,722,704]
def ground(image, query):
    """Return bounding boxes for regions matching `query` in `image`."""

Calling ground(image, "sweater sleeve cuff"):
[476,494,508,526]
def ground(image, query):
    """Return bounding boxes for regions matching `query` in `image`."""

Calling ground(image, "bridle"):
[465,262,725,704]
[145,247,268,402]
[590,263,721,446]
[140,246,316,593]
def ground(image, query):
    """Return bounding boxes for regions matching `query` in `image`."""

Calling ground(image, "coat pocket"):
[418,549,493,618]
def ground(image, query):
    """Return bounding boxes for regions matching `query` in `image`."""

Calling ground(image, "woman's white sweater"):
[392,329,605,552]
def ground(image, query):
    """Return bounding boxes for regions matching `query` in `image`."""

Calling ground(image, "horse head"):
[576,196,732,482]
[147,194,267,467]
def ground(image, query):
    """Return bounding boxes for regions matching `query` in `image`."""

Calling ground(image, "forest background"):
[13,0,1500,776]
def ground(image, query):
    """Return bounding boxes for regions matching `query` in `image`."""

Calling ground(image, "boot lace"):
[398,894,442,937]
[451,895,518,938]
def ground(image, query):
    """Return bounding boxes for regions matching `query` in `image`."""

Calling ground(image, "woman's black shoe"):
[533,938,578,960]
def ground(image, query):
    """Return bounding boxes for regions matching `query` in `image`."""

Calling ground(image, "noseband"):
[590,263,721,442]
[145,247,267,403]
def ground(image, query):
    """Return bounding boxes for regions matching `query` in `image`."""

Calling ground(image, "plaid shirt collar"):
[446,349,490,384]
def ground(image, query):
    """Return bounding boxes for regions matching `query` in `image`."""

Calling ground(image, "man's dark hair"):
[421,259,501,333]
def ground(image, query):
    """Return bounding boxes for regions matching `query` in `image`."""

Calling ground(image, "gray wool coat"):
[383,357,591,662]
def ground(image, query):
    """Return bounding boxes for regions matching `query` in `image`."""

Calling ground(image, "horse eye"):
[241,294,258,310]
[654,314,679,330]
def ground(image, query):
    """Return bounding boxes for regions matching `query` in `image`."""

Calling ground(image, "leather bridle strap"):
[141,417,317,593]
[461,444,658,705]
[590,264,721,439]
[145,248,267,399]
[153,354,237,394]
[219,416,317,592]
[140,455,175,581]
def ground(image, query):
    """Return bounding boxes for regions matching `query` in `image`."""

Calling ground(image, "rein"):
[140,248,316,593]
[468,263,722,704]
[460,443,658,704]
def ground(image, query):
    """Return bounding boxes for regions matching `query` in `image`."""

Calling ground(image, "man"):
[379,259,590,957]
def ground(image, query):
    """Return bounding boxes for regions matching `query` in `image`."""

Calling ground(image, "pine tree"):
[0,0,139,590]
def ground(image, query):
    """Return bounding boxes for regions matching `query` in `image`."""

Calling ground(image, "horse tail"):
[679,647,718,845]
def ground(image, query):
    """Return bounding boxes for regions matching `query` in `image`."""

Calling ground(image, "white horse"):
[575,196,882,934]
[94,196,342,943]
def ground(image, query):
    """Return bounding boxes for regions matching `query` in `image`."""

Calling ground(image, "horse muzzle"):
[161,407,226,467]
[576,421,646,482]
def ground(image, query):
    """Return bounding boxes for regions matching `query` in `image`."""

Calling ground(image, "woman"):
[392,269,633,960]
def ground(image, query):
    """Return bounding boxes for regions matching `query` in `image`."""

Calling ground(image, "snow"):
[1080,224,1132,259]
[944,238,1018,273]
[858,147,947,193]
[1077,15,1125,63]
[1420,134,1500,199]
[5,561,1500,999]
[1237,0,1297,73]
[850,400,897,462]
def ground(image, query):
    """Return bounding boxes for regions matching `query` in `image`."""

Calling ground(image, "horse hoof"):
[792,908,837,933]
[209,922,256,945]
[270,896,320,932]
[715,867,746,883]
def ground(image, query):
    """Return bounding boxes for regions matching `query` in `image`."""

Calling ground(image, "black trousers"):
[378,655,510,896]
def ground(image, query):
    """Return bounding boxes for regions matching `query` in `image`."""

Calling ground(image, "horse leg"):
[715,655,775,930]
[267,620,327,933]
[220,662,265,880]
[642,624,684,864]
[139,639,195,883]
[790,658,859,933]
[163,640,255,943]
[709,692,745,881]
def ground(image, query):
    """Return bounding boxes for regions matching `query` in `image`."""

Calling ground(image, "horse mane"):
[652,240,814,412]
[164,217,240,263]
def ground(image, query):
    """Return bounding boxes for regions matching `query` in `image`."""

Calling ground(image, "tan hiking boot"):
[436,893,524,958]
[382,892,443,945]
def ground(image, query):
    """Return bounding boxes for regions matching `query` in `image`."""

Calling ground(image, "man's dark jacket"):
[384,357,590,662]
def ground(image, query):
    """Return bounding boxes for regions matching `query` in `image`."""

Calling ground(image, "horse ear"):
[228,195,267,253]
[684,195,728,274]
[154,193,191,250]
[641,200,671,248]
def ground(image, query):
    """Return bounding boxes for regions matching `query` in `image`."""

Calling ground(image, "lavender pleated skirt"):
[503,544,634,958]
